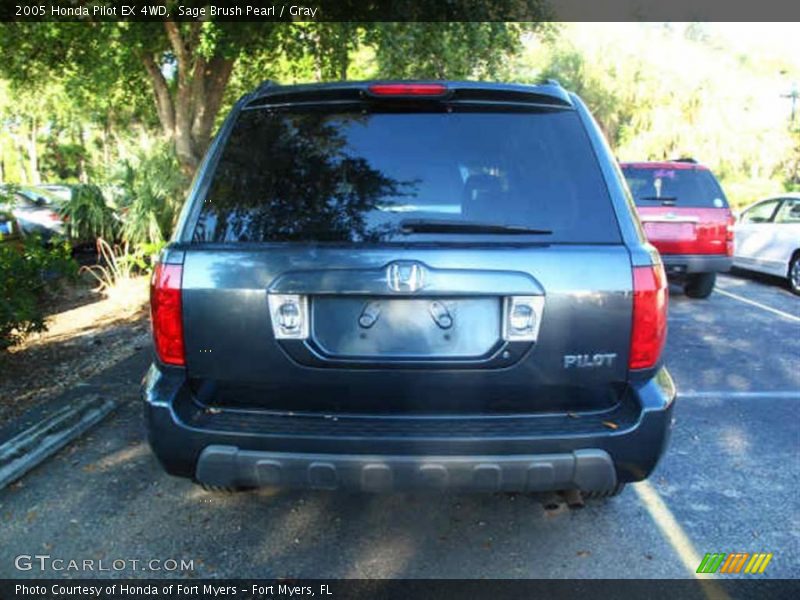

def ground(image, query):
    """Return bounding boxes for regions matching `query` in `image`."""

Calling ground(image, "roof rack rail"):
[255,79,278,95]
[536,77,562,87]
[672,157,698,164]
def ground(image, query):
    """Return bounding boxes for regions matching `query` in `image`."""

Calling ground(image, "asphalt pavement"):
[0,272,797,580]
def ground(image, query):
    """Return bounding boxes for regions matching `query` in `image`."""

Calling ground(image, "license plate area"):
[312,296,501,359]
[644,221,695,241]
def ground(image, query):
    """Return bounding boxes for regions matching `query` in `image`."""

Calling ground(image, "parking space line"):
[681,391,800,400]
[714,288,800,322]
[633,481,728,599]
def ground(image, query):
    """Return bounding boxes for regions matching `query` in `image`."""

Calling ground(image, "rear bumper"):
[196,446,617,492]
[661,254,732,275]
[142,365,676,493]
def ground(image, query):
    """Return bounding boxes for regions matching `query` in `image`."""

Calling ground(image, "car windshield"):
[193,108,620,243]
[16,189,62,208]
[622,166,729,209]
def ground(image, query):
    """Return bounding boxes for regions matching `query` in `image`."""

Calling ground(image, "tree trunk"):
[140,24,235,176]
[27,117,40,185]
[102,114,111,170]
[78,126,88,183]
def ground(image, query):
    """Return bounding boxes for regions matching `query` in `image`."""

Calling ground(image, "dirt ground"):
[0,274,151,424]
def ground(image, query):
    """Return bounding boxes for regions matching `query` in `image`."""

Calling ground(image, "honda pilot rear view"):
[143,81,676,498]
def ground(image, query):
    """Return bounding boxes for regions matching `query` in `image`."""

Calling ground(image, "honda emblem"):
[386,261,425,293]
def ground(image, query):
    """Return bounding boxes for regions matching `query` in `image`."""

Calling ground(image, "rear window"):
[192,108,620,243]
[622,166,729,209]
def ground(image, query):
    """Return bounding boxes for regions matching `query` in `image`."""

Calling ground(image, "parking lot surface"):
[0,272,797,580]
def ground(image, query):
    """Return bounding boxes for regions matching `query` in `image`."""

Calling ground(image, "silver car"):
[733,194,800,294]
[2,187,66,242]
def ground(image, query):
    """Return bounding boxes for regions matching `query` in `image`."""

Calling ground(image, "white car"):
[733,194,800,294]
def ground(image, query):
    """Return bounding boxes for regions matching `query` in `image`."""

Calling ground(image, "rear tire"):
[789,254,800,296]
[583,483,626,500]
[684,272,716,299]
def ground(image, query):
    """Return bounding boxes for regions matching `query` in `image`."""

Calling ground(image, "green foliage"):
[59,184,118,242]
[1,20,797,216]
[519,23,800,209]
[0,237,77,349]
[366,22,544,80]
[0,21,549,175]
[116,144,188,245]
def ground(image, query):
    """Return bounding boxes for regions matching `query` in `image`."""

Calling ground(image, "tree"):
[0,17,550,176]
[366,22,544,80]
[0,21,282,174]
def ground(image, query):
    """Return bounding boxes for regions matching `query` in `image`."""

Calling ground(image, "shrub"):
[0,237,77,349]
[59,184,119,243]
[116,144,187,245]
[80,238,164,306]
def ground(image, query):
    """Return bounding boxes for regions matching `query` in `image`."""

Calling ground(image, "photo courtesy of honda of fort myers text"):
[0,1,799,599]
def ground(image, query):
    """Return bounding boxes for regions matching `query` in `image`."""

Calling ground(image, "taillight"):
[367,83,448,97]
[150,263,185,366]
[629,264,668,370]
[726,214,735,257]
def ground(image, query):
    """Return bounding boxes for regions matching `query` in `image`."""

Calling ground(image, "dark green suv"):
[143,81,675,497]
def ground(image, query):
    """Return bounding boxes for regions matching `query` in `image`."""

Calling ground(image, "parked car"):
[143,80,675,497]
[37,184,74,202]
[0,203,23,248]
[733,194,800,295]
[621,160,734,299]
[1,187,66,242]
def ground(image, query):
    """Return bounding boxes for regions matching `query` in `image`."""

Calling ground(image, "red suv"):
[621,160,733,298]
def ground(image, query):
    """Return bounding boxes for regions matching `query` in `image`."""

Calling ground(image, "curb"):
[0,395,118,489]
[0,348,151,492]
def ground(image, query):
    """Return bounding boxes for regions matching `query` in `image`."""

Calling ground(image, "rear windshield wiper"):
[400,219,552,235]
[637,196,677,204]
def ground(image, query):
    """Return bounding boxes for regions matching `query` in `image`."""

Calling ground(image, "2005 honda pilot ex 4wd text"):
[143,81,676,498]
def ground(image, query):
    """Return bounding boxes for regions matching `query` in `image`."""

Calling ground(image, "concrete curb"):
[0,395,118,489]
[0,348,151,491]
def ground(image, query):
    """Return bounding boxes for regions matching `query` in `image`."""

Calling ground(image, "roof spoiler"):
[244,80,574,110]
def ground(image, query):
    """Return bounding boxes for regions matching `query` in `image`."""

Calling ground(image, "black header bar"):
[1,0,799,22]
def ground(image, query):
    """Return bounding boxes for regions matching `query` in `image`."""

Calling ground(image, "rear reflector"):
[367,83,448,97]
[150,263,185,366]
[629,264,668,370]
[726,214,735,257]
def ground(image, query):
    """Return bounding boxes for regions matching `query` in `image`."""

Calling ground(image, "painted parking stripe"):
[714,288,800,322]
[633,481,730,599]
[681,391,800,400]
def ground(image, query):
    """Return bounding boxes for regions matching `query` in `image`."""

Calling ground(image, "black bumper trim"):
[661,254,732,274]
[195,446,617,492]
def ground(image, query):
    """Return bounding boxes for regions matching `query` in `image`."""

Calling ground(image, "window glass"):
[193,109,620,243]
[622,167,729,208]
[742,200,779,224]
[774,199,800,224]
